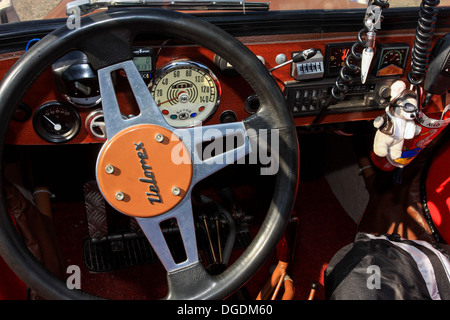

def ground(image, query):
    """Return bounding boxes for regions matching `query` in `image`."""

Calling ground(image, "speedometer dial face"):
[150,61,221,127]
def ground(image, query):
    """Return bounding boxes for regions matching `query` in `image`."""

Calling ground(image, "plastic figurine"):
[373,81,421,162]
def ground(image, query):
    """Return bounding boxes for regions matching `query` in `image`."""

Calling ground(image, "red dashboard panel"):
[1,30,447,145]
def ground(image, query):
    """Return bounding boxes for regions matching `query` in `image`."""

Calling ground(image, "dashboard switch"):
[291,50,324,80]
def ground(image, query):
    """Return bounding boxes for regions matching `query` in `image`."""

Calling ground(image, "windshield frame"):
[2,0,450,23]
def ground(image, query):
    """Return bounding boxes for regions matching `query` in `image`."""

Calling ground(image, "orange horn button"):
[96,124,193,218]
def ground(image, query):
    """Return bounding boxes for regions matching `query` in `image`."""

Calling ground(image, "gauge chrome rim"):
[32,101,81,143]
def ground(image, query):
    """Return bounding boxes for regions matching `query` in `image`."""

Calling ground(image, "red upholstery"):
[425,138,450,244]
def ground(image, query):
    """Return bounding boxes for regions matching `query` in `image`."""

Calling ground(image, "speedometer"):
[150,60,221,127]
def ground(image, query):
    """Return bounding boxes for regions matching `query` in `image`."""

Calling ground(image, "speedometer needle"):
[390,52,399,62]
[43,115,62,131]
[157,97,177,106]
[341,49,350,61]
[157,91,186,106]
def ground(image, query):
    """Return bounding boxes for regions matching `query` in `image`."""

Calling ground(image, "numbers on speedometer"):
[150,60,221,127]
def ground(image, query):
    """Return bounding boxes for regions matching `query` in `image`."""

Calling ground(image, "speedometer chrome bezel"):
[150,60,221,128]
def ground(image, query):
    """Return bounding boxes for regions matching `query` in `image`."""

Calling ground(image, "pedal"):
[82,181,157,272]
[83,234,158,272]
[83,180,108,239]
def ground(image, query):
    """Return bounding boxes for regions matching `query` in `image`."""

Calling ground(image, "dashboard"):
[1,10,449,146]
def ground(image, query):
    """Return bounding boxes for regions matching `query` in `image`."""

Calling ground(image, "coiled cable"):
[309,31,365,126]
[330,31,364,102]
[310,0,389,126]
[330,0,389,103]
[407,0,440,86]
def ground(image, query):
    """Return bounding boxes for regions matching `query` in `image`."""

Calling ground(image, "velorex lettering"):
[134,142,162,205]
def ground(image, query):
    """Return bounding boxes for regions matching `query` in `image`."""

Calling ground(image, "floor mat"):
[289,176,357,300]
[276,132,358,300]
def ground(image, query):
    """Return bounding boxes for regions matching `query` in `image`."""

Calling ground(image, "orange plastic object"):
[97,124,193,218]
[256,261,292,300]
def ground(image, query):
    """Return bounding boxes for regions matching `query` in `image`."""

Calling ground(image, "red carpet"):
[289,176,356,300]
[0,256,27,299]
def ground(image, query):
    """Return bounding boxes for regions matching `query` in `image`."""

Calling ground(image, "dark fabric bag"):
[324,232,450,300]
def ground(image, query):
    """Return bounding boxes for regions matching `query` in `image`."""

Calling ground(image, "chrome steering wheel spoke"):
[98,60,171,138]
[135,194,199,273]
[179,122,252,185]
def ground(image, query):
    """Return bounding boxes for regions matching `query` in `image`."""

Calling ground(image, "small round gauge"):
[52,51,101,108]
[150,60,221,127]
[33,102,81,143]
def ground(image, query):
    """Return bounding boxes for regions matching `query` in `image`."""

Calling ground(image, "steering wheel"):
[0,9,298,299]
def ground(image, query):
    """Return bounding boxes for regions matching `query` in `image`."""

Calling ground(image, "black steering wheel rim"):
[0,9,299,300]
